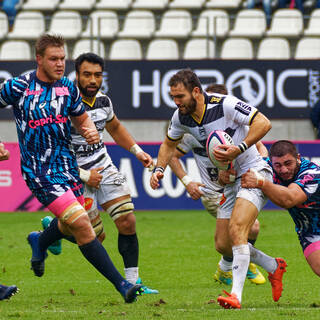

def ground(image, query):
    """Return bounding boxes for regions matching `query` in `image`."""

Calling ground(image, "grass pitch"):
[0,209,320,319]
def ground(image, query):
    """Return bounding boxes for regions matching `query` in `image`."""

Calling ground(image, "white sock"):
[248,243,277,273]
[231,244,250,303]
[124,267,139,284]
[219,256,233,272]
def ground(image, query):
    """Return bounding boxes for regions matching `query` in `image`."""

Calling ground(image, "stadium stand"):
[220,38,254,59]
[59,0,96,11]
[295,37,320,59]
[109,39,142,60]
[0,40,32,60]
[95,0,132,10]
[183,38,215,59]
[146,39,179,59]
[132,0,169,10]
[72,39,106,59]
[257,37,291,59]
[22,0,60,12]
[304,8,320,36]
[0,11,9,40]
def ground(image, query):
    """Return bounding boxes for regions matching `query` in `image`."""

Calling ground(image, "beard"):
[78,82,99,98]
[277,162,300,185]
[179,97,197,115]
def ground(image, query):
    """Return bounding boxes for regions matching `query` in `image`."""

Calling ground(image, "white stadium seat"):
[8,11,45,40]
[257,38,290,59]
[82,10,119,39]
[23,0,60,11]
[304,9,320,36]
[0,12,8,40]
[206,0,242,9]
[48,11,82,39]
[118,10,155,39]
[229,9,266,38]
[154,10,192,38]
[169,0,206,9]
[266,9,303,38]
[295,37,320,59]
[72,39,106,59]
[183,39,215,59]
[132,0,169,10]
[146,39,179,60]
[109,39,142,60]
[95,0,132,10]
[59,0,96,11]
[0,40,32,60]
[191,9,229,38]
[220,38,253,59]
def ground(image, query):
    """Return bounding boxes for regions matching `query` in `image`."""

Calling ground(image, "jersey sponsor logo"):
[55,87,69,96]
[210,96,222,103]
[25,88,44,96]
[84,197,93,210]
[28,114,68,129]
[235,101,251,115]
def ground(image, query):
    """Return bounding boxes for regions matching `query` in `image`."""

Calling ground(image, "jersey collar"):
[191,92,207,125]
[82,96,96,107]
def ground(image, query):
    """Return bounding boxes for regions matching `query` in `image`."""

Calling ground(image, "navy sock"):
[39,218,64,252]
[223,255,233,262]
[248,238,256,246]
[79,238,127,293]
[118,233,139,268]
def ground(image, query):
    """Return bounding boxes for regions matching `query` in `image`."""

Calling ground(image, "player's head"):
[206,83,228,95]
[269,140,301,182]
[75,52,104,98]
[169,69,203,115]
[35,33,65,82]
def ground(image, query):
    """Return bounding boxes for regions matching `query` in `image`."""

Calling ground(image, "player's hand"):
[136,151,154,168]
[0,143,10,161]
[241,169,264,189]
[82,127,100,144]
[150,171,164,189]
[213,145,241,162]
[87,167,104,189]
[186,181,205,200]
[218,168,236,185]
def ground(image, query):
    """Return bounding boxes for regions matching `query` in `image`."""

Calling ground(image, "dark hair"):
[269,140,298,158]
[35,33,65,56]
[75,52,104,73]
[206,83,228,95]
[168,68,203,93]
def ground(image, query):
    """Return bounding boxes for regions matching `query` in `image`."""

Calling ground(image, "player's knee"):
[215,238,229,255]
[59,202,88,226]
[97,232,106,243]
[115,212,136,234]
[249,219,260,239]
[90,210,105,239]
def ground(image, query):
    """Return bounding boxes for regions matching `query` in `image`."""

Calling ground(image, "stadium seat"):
[295,37,320,59]
[191,9,229,38]
[257,38,290,59]
[169,0,206,9]
[266,9,303,38]
[154,10,192,38]
[48,11,82,39]
[132,0,169,10]
[59,0,96,11]
[7,11,45,40]
[229,9,266,38]
[0,12,8,40]
[23,0,60,11]
[206,0,242,9]
[304,9,320,36]
[118,10,155,39]
[95,0,132,10]
[220,38,253,59]
[82,10,118,39]
[146,39,179,60]
[0,40,32,60]
[183,38,215,59]
[109,39,142,60]
[72,39,106,59]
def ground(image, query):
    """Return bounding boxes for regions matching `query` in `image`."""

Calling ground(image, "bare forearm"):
[156,139,178,170]
[244,113,271,147]
[110,123,136,151]
[169,156,187,180]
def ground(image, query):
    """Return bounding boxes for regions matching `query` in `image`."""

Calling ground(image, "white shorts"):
[217,166,272,219]
[201,191,223,218]
[84,164,131,214]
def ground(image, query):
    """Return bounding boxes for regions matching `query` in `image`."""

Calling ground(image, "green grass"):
[0,210,320,319]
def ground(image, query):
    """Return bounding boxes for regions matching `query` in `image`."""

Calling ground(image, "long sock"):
[219,255,233,271]
[248,243,277,273]
[79,238,126,293]
[231,244,250,303]
[38,218,64,252]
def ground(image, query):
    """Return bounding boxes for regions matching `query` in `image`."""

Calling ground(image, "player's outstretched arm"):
[169,149,204,200]
[71,112,100,145]
[241,169,307,208]
[0,142,10,161]
[256,141,268,157]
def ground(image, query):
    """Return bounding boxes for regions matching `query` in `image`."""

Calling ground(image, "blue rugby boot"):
[41,216,62,255]
[27,231,48,277]
[136,278,159,294]
[0,284,19,300]
[119,280,144,303]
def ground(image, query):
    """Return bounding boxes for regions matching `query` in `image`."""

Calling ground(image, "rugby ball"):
[206,130,234,170]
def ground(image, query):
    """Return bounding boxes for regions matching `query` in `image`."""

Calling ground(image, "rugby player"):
[150,69,286,309]
[0,34,143,303]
